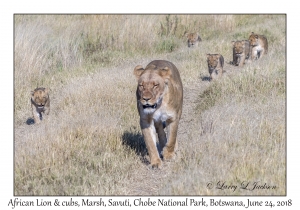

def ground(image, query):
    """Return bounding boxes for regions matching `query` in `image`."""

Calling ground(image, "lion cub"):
[248,32,268,60]
[206,54,224,80]
[31,87,50,124]
[134,60,183,168]
[231,40,250,66]
[185,32,202,47]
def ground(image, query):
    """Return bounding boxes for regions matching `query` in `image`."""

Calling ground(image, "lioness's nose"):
[143,96,151,101]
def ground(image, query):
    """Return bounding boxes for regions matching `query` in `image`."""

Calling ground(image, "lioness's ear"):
[133,65,144,79]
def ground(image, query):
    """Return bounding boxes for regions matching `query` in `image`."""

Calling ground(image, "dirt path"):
[122,83,208,195]
[14,57,239,196]
[122,82,209,195]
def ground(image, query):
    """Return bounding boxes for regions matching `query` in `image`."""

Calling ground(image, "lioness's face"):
[32,90,49,108]
[137,73,165,114]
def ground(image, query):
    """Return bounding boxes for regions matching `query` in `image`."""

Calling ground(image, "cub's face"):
[249,33,259,46]
[207,54,220,70]
[187,33,201,47]
[137,72,165,114]
[31,89,49,109]
[232,41,246,54]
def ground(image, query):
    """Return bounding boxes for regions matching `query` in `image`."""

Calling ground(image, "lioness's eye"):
[154,84,159,87]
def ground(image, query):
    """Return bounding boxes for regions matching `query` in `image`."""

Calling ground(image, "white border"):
[1,0,298,209]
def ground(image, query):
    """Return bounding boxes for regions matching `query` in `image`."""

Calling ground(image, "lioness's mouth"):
[143,103,157,109]
[37,105,44,109]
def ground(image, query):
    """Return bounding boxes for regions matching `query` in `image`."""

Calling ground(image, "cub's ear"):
[184,32,190,38]
[159,66,172,81]
[133,65,144,79]
[250,32,255,36]
[255,35,258,39]
[206,54,211,58]
[31,90,35,96]
[231,41,236,46]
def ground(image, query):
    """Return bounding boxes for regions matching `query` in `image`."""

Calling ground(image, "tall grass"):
[14,14,285,195]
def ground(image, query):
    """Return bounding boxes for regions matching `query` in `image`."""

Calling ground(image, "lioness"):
[185,32,202,47]
[31,87,50,124]
[133,60,183,168]
[248,32,268,60]
[231,40,250,66]
[206,54,224,80]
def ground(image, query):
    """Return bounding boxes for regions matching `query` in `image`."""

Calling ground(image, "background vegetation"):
[14,14,285,195]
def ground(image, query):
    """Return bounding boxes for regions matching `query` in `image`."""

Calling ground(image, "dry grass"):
[14,14,285,195]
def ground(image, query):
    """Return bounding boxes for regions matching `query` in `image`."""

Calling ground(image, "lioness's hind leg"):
[162,119,179,160]
[155,121,167,156]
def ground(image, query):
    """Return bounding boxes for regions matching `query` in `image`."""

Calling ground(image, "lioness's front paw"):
[150,158,162,169]
[162,147,175,161]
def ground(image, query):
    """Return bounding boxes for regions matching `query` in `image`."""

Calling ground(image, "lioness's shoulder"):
[134,60,182,88]
[146,60,178,72]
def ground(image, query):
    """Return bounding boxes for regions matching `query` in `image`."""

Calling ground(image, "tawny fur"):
[185,32,202,47]
[248,32,268,60]
[31,87,50,124]
[231,40,250,66]
[206,54,224,80]
[133,60,183,168]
